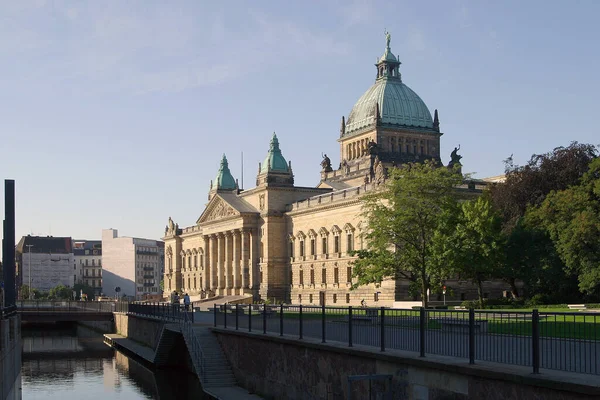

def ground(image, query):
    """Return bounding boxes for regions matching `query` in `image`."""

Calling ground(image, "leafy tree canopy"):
[528,158,600,294]
[436,197,504,308]
[489,142,597,231]
[351,161,463,308]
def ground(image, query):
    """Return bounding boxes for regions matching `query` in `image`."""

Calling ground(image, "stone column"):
[217,233,225,295]
[203,236,210,292]
[232,230,240,294]
[210,234,218,293]
[225,232,232,295]
[249,228,259,289]
[241,229,250,289]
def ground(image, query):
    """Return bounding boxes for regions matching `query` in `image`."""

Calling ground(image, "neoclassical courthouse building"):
[163,34,505,306]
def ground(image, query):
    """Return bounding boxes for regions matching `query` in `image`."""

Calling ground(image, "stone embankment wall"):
[0,315,21,400]
[113,313,164,349]
[78,320,114,333]
[214,329,599,400]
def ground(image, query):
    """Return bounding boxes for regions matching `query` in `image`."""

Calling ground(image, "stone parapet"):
[214,328,600,400]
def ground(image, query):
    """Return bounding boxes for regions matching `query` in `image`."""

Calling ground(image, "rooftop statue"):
[450,145,462,165]
[321,153,332,172]
[385,31,391,48]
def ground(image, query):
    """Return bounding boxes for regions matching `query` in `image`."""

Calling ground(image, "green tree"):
[48,284,73,300]
[20,285,31,300]
[159,279,164,292]
[528,158,600,294]
[351,161,463,308]
[488,142,598,297]
[438,197,504,308]
[73,283,95,301]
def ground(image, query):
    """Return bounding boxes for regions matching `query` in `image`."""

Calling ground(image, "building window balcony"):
[143,275,154,279]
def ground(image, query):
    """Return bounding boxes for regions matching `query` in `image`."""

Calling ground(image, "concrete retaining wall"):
[0,315,21,400]
[78,320,114,334]
[113,313,164,349]
[213,329,600,400]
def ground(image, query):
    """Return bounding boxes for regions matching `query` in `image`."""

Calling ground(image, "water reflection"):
[21,324,209,400]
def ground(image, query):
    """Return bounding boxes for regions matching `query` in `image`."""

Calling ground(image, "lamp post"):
[25,244,34,300]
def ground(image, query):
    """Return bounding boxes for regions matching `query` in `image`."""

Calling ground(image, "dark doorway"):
[319,291,326,306]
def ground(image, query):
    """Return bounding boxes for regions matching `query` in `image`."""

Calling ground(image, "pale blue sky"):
[1,0,599,242]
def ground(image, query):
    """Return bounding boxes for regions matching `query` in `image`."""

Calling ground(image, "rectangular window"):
[334,268,339,284]
[460,293,466,301]
[310,239,315,256]
[347,267,352,283]
[321,237,327,254]
[321,269,326,284]
[347,234,353,252]
[309,294,313,303]
[298,294,302,303]
[92,259,95,266]
[333,294,337,304]
[85,270,89,276]
[289,241,294,258]
[85,259,88,266]
[334,236,340,253]
[92,269,96,277]
[310,269,315,285]
[299,270,304,285]
[99,259,101,266]
[299,241,305,257]
[346,293,350,303]
[194,255,197,268]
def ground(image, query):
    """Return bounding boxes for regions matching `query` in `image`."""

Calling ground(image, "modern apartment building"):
[101,229,163,301]
[73,240,103,296]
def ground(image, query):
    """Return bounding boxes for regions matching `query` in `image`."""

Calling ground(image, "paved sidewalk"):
[103,333,155,363]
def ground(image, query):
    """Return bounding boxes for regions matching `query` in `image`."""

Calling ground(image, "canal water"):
[20,323,208,400]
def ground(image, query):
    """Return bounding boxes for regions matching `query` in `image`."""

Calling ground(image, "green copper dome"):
[260,133,289,174]
[344,32,433,135]
[214,154,237,190]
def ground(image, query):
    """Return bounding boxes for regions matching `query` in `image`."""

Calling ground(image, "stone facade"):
[162,34,510,306]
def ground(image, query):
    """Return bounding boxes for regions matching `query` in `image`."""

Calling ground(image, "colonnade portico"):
[202,228,258,296]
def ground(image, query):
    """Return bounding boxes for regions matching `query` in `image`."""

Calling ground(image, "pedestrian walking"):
[183,293,191,311]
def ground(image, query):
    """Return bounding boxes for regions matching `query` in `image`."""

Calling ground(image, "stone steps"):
[181,325,238,389]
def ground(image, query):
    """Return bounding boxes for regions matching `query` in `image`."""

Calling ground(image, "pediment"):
[197,196,240,224]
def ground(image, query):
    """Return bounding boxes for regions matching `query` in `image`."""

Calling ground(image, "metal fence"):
[212,304,600,376]
[115,301,194,322]
[1,304,17,319]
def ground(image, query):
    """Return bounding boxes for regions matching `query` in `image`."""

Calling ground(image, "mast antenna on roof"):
[241,151,244,190]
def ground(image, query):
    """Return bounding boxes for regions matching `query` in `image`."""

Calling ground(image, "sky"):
[1,0,599,243]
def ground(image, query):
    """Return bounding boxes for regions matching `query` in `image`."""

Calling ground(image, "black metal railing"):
[212,304,600,376]
[115,301,193,323]
[1,304,17,319]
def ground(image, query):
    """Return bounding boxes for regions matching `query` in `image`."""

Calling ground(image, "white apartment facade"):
[101,229,163,301]
[16,236,75,293]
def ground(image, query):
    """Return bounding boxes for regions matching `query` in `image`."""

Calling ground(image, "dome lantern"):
[342,31,435,136]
